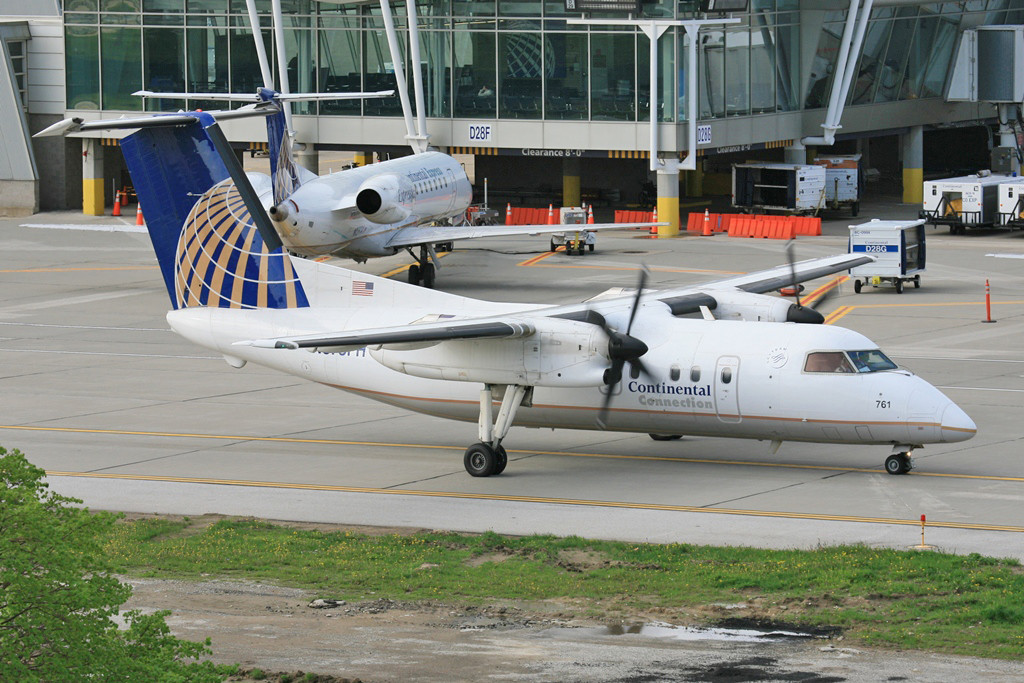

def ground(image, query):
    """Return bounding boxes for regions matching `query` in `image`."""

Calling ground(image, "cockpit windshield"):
[804,349,897,374]
[847,349,898,372]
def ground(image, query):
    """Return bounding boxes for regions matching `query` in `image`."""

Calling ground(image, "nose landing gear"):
[884,449,914,475]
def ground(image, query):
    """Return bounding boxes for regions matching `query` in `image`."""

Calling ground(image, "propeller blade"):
[784,239,802,309]
[624,265,649,336]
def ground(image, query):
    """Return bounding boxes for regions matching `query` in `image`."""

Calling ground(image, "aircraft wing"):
[238,253,874,353]
[385,222,662,249]
[237,317,535,352]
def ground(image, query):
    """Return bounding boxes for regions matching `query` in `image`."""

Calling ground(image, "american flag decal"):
[352,281,374,296]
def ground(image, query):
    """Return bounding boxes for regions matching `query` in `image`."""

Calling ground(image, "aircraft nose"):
[940,401,977,442]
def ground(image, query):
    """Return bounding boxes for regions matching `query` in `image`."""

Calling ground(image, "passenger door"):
[715,355,741,423]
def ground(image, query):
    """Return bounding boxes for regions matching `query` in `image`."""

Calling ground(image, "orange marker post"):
[587,205,595,225]
[505,202,512,225]
[701,208,712,236]
[112,190,122,217]
[135,203,144,226]
[982,279,997,323]
[650,206,658,235]
[547,203,555,225]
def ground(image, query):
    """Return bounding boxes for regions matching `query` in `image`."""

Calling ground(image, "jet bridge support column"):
[902,125,923,205]
[656,167,680,238]
[354,151,372,167]
[563,157,581,208]
[81,138,104,216]
[295,144,318,174]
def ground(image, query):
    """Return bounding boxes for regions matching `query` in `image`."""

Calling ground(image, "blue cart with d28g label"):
[848,219,926,294]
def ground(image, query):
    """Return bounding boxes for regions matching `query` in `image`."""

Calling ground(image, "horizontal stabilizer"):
[33,102,278,138]
[133,89,395,102]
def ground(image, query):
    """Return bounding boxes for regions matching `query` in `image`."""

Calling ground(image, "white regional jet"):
[36,112,976,477]
[119,87,655,289]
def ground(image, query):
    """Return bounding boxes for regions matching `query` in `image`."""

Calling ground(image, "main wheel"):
[914,274,921,289]
[851,201,859,217]
[421,263,436,289]
[853,279,862,294]
[894,278,904,294]
[493,445,508,475]
[649,434,683,441]
[885,453,911,475]
[407,264,421,285]
[588,243,595,252]
[550,239,558,252]
[464,443,497,477]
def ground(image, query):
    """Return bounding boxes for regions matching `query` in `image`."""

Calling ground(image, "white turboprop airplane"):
[36,110,977,478]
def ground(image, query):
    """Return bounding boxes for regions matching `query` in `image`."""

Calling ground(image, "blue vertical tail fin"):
[258,88,303,206]
[118,112,307,310]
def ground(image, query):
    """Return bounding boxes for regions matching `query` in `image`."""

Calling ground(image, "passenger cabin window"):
[804,351,855,373]
[721,367,732,384]
[690,366,701,382]
[670,364,681,381]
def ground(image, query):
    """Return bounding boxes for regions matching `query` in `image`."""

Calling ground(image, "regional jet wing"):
[385,222,663,249]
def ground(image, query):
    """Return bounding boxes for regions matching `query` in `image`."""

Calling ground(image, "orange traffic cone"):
[587,205,595,225]
[135,203,144,226]
[702,207,712,236]
[112,190,122,217]
[547,203,555,225]
[505,202,512,225]
[650,206,658,235]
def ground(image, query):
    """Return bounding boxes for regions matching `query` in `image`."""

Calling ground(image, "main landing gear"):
[884,448,915,475]
[405,244,438,288]
[464,384,530,477]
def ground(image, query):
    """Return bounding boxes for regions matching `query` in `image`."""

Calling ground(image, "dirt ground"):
[118,520,1024,683]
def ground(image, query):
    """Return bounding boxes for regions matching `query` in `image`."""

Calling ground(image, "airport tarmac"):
[2,197,1023,564]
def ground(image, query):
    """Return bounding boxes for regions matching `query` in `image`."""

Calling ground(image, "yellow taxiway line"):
[42,468,1024,534]
[4,423,1023,483]
[825,299,1024,325]
[516,249,742,275]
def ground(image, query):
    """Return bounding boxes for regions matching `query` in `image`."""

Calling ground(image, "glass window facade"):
[61,0,1017,131]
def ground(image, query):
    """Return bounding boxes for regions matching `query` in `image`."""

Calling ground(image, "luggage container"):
[549,206,594,255]
[812,154,861,216]
[848,219,926,294]
[732,163,826,214]
[997,177,1024,229]
[920,171,1007,233]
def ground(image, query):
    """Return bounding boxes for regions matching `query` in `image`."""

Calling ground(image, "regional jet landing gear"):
[885,447,916,475]
[464,384,530,477]
[405,244,438,288]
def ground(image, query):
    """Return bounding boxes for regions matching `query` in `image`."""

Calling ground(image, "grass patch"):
[104,517,1024,660]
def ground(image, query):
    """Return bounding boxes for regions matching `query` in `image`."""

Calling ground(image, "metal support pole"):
[244,0,274,89]
[270,0,293,134]
[379,0,420,150]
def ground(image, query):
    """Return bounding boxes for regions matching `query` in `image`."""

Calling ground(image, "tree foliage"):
[0,446,228,682]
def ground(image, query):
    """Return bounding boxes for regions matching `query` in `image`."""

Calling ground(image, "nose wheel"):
[885,451,913,475]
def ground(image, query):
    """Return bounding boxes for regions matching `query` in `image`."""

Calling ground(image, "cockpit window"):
[848,350,898,373]
[803,351,855,373]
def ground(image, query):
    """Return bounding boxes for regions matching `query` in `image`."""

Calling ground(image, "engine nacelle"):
[355,173,414,224]
[707,290,823,324]
[369,318,609,387]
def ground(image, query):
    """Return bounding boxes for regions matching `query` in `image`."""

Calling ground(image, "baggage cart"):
[848,219,926,294]
[920,171,1007,233]
[812,154,861,216]
[732,163,826,215]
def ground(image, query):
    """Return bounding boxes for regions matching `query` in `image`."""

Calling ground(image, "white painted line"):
[0,348,218,360]
[21,223,147,233]
[0,321,168,332]
[937,385,1024,393]
[985,253,1024,259]
[898,355,1024,364]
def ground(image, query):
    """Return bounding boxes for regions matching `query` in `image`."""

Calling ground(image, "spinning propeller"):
[588,267,652,429]
[783,240,829,324]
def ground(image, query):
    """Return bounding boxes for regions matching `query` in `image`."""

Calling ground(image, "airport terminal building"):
[1,0,1022,220]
